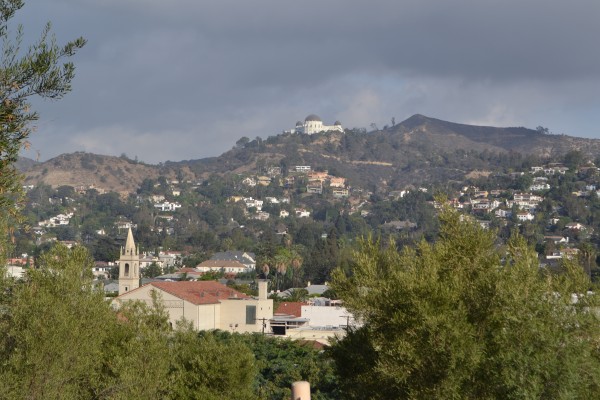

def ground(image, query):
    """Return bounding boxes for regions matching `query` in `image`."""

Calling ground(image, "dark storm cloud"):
[16,0,600,162]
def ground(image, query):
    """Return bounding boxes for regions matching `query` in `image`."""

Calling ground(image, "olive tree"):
[0,0,85,259]
[331,207,600,399]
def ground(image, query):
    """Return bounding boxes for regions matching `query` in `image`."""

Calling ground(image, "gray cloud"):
[15,0,600,163]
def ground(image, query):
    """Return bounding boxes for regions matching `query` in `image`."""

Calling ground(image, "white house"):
[243,197,263,211]
[516,212,534,221]
[210,251,256,270]
[195,260,251,274]
[154,202,182,212]
[295,209,311,218]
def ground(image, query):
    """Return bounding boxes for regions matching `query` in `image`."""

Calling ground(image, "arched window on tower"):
[125,263,130,277]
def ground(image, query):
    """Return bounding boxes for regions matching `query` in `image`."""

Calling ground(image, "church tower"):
[118,227,140,296]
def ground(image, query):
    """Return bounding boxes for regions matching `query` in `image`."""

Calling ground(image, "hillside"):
[22,152,197,196]
[21,115,600,194]
[391,114,599,156]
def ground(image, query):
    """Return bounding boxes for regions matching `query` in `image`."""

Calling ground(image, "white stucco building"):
[287,114,343,135]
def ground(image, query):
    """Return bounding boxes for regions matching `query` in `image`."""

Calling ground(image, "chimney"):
[291,381,310,400]
[258,279,268,300]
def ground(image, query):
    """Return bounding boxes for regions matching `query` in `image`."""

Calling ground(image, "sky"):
[13,0,600,163]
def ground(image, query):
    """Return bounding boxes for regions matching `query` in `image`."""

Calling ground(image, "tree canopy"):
[0,244,262,399]
[330,207,600,399]
[0,0,85,259]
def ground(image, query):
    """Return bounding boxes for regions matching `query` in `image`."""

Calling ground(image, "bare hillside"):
[23,153,197,195]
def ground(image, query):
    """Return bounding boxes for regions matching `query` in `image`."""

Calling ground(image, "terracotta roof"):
[150,281,249,305]
[275,302,307,318]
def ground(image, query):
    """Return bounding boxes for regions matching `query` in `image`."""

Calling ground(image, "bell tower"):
[118,227,140,295]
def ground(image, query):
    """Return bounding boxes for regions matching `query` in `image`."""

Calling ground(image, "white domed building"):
[287,114,343,135]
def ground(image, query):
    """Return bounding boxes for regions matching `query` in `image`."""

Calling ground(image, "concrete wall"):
[219,298,273,333]
[301,305,353,328]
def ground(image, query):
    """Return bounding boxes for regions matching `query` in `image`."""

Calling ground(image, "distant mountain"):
[21,115,600,194]
[390,114,597,156]
[15,156,39,172]
[21,152,196,196]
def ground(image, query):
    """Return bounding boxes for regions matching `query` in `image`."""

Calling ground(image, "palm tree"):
[286,288,309,303]
[261,263,270,279]
[290,251,303,287]
[577,242,596,277]
[274,253,289,291]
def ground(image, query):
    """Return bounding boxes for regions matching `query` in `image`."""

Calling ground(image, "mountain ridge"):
[20,114,600,194]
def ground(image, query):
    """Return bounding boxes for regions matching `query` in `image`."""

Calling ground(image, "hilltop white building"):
[287,114,343,135]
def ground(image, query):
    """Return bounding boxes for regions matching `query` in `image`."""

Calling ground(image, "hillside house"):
[329,177,346,188]
[210,251,256,270]
[253,211,270,221]
[565,222,585,231]
[306,182,323,194]
[93,261,113,279]
[242,177,257,187]
[116,220,137,230]
[332,188,349,198]
[308,171,328,181]
[295,209,311,218]
[244,198,263,211]
[295,166,311,173]
[508,193,543,210]
[516,212,534,221]
[257,176,271,186]
[196,260,251,274]
[154,201,182,212]
[38,212,73,228]
[544,235,569,244]
[156,251,182,268]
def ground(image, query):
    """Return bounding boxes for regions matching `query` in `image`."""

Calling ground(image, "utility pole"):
[255,317,268,335]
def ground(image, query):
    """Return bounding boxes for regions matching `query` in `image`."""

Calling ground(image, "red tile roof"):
[275,302,307,317]
[149,281,250,305]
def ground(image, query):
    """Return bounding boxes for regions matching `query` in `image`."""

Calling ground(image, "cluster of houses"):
[304,170,349,197]
[446,187,544,222]
[108,229,353,344]
[38,212,74,228]
[227,195,313,221]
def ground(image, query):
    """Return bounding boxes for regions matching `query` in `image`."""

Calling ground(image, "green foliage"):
[212,332,340,400]
[331,207,600,399]
[0,1,85,259]
[0,244,277,399]
[170,328,258,400]
[0,244,108,398]
[142,261,163,278]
